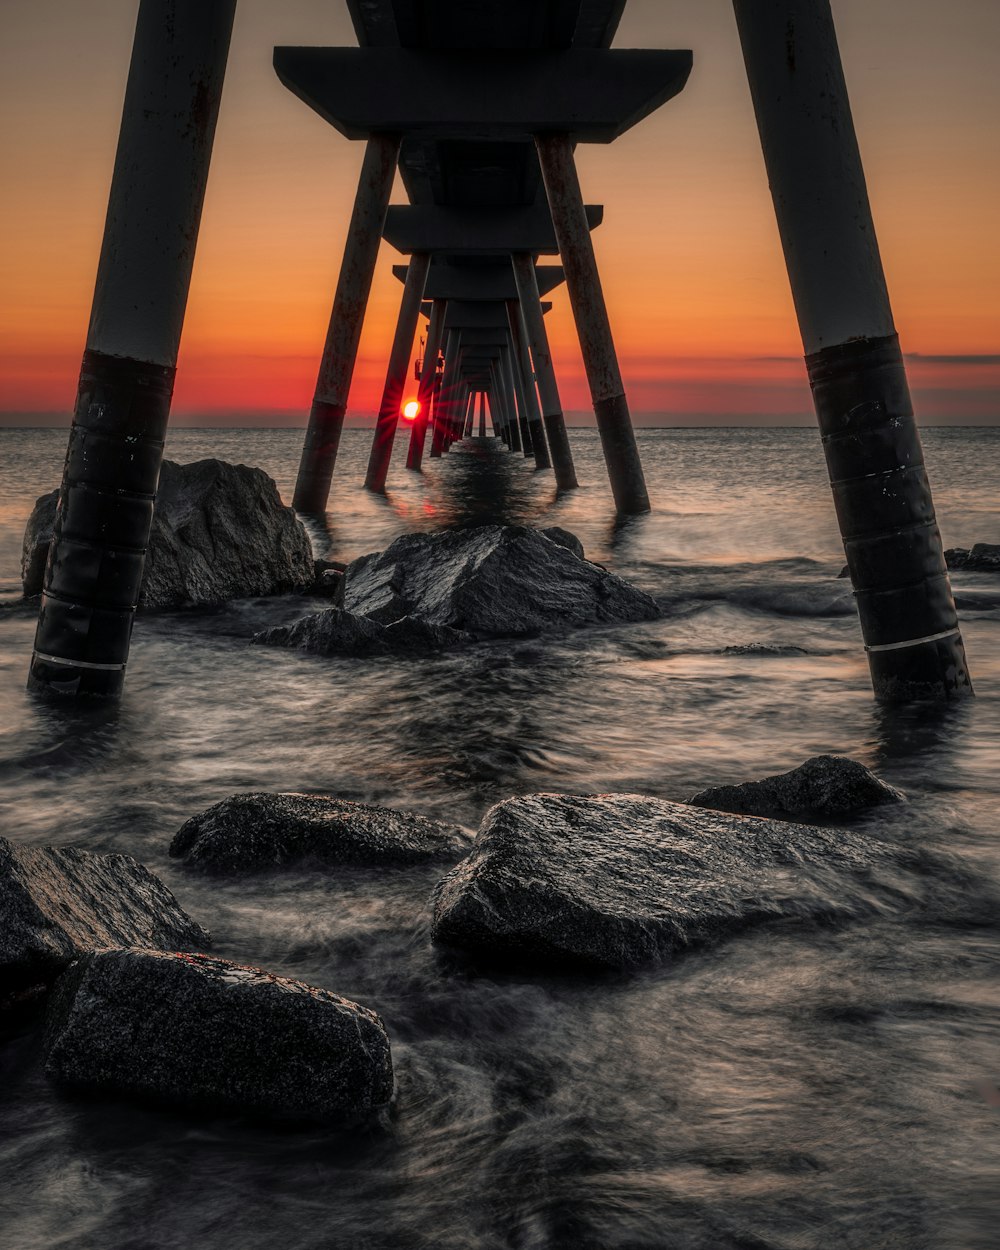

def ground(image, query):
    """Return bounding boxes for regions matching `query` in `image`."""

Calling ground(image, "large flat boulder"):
[45,949,393,1125]
[339,525,660,638]
[430,792,930,972]
[689,755,904,822]
[170,791,468,872]
[1,837,209,995]
[22,459,314,609]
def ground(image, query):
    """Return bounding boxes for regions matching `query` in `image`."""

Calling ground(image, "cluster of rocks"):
[1,817,405,1125]
[253,524,660,657]
[4,755,928,1126]
[22,459,318,609]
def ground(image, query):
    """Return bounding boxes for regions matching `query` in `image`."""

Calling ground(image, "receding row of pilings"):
[29,0,971,705]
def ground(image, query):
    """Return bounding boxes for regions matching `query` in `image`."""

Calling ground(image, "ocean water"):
[0,425,998,1250]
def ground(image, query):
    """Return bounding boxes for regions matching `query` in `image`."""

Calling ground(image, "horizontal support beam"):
[420,299,551,328]
[383,204,601,255]
[392,261,565,300]
[274,47,692,142]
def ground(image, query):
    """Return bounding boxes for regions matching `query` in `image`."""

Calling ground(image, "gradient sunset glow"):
[1,0,997,426]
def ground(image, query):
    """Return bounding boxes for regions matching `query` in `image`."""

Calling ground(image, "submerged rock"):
[721,643,809,657]
[340,525,659,638]
[21,459,314,608]
[689,755,904,822]
[944,544,1000,573]
[170,791,468,872]
[251,606,471,657]
[841,545,1000,578]
[45,949,393,1125]
[430,792,920,972]
[0,837,209,994]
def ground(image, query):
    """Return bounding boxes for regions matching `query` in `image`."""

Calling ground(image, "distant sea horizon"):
[3,412,998,430]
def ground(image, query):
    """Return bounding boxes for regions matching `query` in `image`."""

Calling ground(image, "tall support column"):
[499,348,522,452]
[490,360,510,446]
[407,299,445,470]
[293,132,400,513]
[28,0,236,700]
[507,301,551,470]
[512,253,578,490]
[503,344,529,454]
[431,328,460,457]
[478,392,487,439]
[448,359,468,446]
[464,388,475,438]
[733,0,971,701]
[365,252,429,492]
[536,133,649,513]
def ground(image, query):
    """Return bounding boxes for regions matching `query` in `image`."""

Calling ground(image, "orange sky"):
[1,0,998,425]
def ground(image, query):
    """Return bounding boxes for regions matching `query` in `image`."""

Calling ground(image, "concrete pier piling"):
[277,34,690,514]
[293,133,399,514]
[365,251,430,492]
[431,329,461,457]
[29,0,236,699]
[503,345,531,455]
[507,301,551,471]
[512,254,578,490]
[478,393,487,439]
[734,0,972,701]
[536,134,650,514]
[407,299,445,471]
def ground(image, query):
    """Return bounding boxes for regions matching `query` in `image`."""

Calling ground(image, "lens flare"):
[402,399,420,421]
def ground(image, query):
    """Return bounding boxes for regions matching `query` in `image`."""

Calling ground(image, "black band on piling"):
[29,349,174,698]
[593,393,651,515]
[293,398,347,514]
[808,333,971,700]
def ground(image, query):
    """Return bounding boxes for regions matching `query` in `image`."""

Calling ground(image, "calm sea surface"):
[1,426,998,1249]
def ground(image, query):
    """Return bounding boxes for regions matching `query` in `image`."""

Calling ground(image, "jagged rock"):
[688,755,904,821]
[170,791,468,872]
[1,837,209,995]
[540,527,585,560]
[340,525,659,638]
[21,459,314,608]
[45,949,393,1125]
[945,544,1000,572]
[430,792,922,972]
[251,606,470,657]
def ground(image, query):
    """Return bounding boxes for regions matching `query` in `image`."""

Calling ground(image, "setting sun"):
[402,399,420,421]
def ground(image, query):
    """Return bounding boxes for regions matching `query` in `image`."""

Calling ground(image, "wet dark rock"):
[540,526,585,560]
[1,837,209,995]
[430,792,918,972]
[251,606,471,657]
[45,949,393,1125]
[341,525,659,638]
[689,755,905,822]
[944,544,1000,572]
[170,791,468,873]
[21,459,314,607]
[308,558,347,598]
